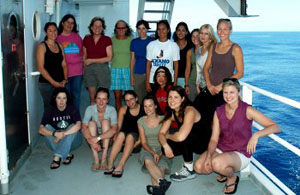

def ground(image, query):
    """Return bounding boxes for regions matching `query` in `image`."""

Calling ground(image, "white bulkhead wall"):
[78,0,129,38]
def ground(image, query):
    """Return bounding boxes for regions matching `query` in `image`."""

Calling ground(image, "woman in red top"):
[151,66,172,114]
[82,17,112,104]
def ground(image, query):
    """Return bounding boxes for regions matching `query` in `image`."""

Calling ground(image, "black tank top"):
[120,105,144,134]
[178,42,193,78]
[39,41,64,83]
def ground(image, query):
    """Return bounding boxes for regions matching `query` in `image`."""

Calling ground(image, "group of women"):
[37,15,280,194]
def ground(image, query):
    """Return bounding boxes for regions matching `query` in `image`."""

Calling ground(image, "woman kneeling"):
[194,78,280,194]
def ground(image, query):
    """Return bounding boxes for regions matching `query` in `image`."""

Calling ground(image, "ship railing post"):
[241,85,252,178]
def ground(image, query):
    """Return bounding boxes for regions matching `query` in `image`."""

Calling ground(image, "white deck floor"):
[8,138,268,195]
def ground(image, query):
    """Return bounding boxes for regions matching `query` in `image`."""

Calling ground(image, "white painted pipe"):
[0,20,10,194]
[56,0,61,25]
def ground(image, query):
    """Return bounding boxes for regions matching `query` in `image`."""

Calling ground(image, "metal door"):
[1,1,28,170]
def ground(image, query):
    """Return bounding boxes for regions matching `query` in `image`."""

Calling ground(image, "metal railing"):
[241,81,299,195]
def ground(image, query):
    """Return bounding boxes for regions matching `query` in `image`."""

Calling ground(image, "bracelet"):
[52,130,57,137]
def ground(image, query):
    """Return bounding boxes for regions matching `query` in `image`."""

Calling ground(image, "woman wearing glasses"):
[111,20,133,111]
[194,78,280,194]
[104,90,144,177]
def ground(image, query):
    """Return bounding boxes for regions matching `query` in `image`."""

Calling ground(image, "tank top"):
[39,41,64,83]
[178,43,192,78]
[120,105,144,134]
[216,101,253,158]
[189,48,197,84]
[210,43,236,86]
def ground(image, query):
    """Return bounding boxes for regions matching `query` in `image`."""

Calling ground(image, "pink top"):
[57,32,83,77]
[82,35,112,59]
[216,100,253,158]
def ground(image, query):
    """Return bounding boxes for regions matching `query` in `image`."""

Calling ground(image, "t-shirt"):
[57,32,83,77]
[146,40,180,83]
[130,37,155,74]
[82,35,112,59]
[41,105,81,130]
[138,115,164,151]
[82,104,117,128]
[155,85,172,114]
[111,36,133,68]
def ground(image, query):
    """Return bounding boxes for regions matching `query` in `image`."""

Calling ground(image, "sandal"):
[112,169,123,178]
[216,174,227,183]
[91,162,100,172]
[224,176,240,194]
[104,166,115,175]
[50,157,61,169]
[63,154,74,165]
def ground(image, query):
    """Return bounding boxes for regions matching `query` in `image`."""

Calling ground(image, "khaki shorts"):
[83,63,110,88]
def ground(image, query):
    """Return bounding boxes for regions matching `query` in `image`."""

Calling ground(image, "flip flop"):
[63,154,74,165]
[224,176,240,194]
[112,170,123,178]
[216,175,227,183]
[104,166,115,175]
[50,158,61,169]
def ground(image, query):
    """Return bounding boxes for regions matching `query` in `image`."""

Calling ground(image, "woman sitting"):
[82,87,118,171]
[105,90,144,177]
[158,86,211,182]
[39,88,81,169]
[194,78,280,194]
[138,94,172,194]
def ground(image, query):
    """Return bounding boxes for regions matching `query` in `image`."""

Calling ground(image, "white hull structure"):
[0,0,298,194]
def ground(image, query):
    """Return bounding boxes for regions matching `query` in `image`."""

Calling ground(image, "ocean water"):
[231,32,300,194]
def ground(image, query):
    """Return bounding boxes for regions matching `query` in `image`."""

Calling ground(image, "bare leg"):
[100,120,111,169]
[114,90,122,112]
[114,134,135,172]
[212,152,241,193]
[88,86,97,104]
[194,151,218,174]
[144,158,164,186]
[88,121,100,168]
[107,132,125,169]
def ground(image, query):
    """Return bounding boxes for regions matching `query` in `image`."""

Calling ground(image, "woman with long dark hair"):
[158,86,211,182]
[37,22,68,110]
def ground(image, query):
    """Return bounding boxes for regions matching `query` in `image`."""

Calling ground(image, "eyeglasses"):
[116,27,127,30]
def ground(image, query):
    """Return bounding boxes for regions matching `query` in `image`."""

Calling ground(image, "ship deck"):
[8,138,268,195]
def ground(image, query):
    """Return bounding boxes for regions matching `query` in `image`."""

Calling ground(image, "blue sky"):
[130,0,300,32]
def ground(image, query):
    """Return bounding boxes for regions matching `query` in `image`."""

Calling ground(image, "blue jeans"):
[66,75,82,110]
[44,124,82,160]
[38,82,55,111]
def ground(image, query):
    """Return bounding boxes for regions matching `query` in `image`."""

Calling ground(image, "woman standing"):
[146,20,179,93]
[130,20,154,103]
[158,86,211,182]
[111,20,133,111]
[83,17,112,104]
[138,95,171,194]
[105,90,144,177]
[39,88,81,169]
[37,22,68,110]
[57,14,83,110]
[194,78,280,194]
[184,28,200,101]
[173,22,192,88]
